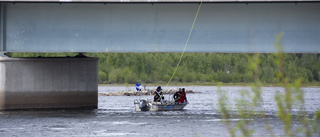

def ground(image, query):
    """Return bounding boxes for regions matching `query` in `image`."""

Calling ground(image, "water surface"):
[0,86,319,137]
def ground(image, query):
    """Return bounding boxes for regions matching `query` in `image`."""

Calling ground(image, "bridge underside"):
[0,57,98,110]
[1,2,320,53]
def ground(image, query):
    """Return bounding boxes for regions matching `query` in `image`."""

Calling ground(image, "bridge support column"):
[0,56,98,110]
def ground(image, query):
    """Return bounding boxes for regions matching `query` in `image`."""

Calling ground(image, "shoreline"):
[99,88,197,96]
[99,82,320,87]
[98,83,320,96]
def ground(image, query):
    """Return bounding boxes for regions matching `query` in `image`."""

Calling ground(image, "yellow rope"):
[156,1,203,104]
[164,1,203,89]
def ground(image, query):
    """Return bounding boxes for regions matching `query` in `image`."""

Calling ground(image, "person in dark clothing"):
[154,86,163,102]
[174,88,182,102]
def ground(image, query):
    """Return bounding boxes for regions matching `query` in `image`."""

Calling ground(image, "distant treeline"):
[7,53,320,84]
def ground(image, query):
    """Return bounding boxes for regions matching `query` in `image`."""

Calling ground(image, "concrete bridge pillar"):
[0,56,98,110]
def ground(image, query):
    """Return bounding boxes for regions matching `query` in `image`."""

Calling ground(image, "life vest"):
[180,92,186,102]
[174,91,184,102]
[154,90,162,101]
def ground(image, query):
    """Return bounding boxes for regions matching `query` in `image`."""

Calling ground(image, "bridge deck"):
[1,1,320,53]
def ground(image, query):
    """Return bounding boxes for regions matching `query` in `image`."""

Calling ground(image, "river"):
[0,86,319,137]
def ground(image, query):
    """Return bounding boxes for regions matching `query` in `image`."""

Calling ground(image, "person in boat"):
[174,88,182,102]
[182,88,187,102]
[154,86,163,102]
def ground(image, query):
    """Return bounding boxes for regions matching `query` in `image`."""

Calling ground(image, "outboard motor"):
[139,100,148,111]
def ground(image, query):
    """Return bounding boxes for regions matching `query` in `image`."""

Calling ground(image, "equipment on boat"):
[139,100,148,111]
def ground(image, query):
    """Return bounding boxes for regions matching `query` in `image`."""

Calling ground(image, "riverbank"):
[98,88,197,96]
[99,82,320,87]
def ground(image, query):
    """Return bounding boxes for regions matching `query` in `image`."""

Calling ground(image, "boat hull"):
[134,99,188,111]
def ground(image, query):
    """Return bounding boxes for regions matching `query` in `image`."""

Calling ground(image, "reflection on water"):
[0,86,319,137]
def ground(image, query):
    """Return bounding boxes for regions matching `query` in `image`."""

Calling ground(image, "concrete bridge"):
[0,0,319,110]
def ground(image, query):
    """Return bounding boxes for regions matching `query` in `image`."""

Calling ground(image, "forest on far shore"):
[7,52,320,85]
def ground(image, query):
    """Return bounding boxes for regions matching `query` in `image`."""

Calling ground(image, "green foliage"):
[7,52,320,84]
[217,83,235,137]
[98,71,108,84]
[217,33,320,137]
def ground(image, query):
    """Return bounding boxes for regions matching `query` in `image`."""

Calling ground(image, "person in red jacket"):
[176,88,187,103]
[181,88,187,102]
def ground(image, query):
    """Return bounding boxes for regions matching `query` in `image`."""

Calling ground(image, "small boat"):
[134,84,188,111]
[134,99,188,111]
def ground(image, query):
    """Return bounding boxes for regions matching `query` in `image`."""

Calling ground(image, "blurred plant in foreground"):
[218,33,320,137]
